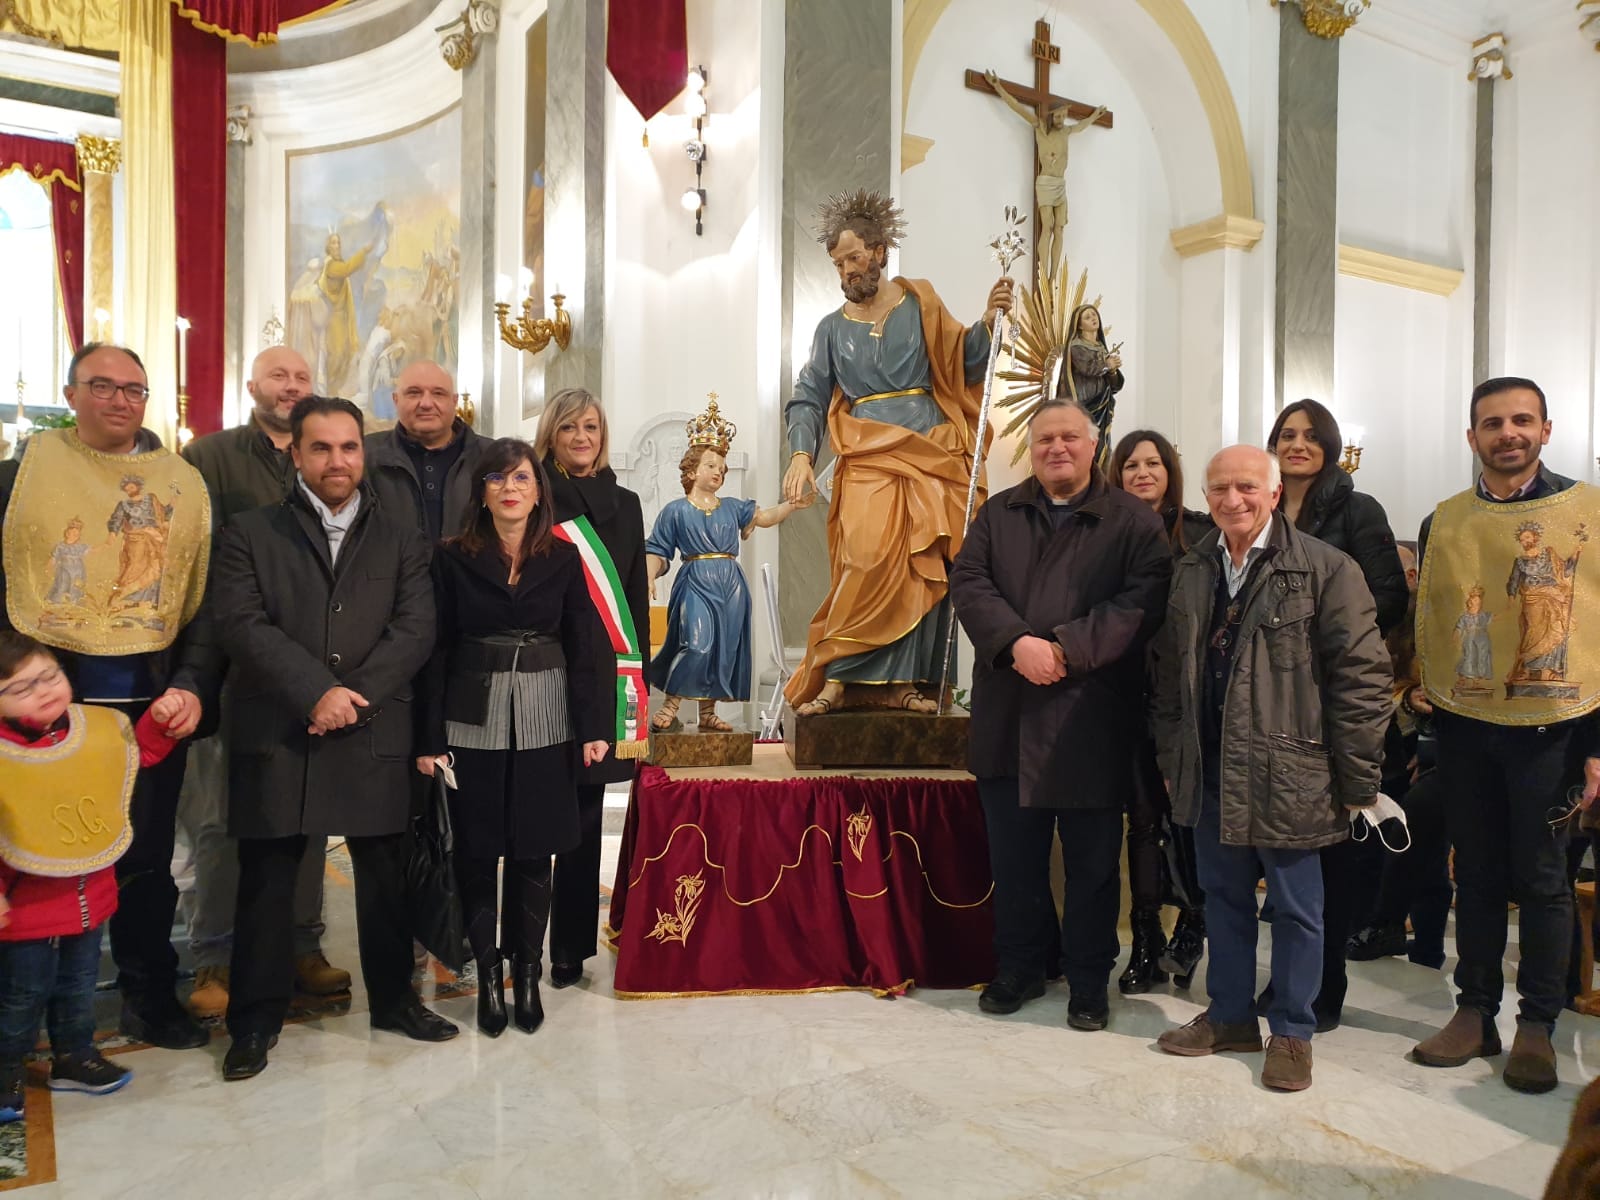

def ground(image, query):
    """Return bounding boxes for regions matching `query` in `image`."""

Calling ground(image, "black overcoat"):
[212,483,435,839]
[419,538,615,858]
[950,473,1172,809]
[544,464,648,785]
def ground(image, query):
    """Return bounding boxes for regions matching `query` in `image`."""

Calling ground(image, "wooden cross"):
[965,20,1113,271]
[963,20,1114,132]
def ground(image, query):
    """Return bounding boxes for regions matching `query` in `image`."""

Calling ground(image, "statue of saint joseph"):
[782,190,1013,716]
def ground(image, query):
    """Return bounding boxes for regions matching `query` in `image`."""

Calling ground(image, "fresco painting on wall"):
[284,104,463,419]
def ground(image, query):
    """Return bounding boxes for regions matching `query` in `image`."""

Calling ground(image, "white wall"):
[1489,24,1600,486]
[1334,19,1477,538]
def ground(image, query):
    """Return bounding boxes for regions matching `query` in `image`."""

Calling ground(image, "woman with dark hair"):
[1268,399,1407,635]
[1264,398,1405,1033]
[416,438,614,1037]
[533,388,649,989]
[1108,430,1209,993]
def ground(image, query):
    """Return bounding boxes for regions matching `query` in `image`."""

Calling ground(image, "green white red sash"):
[553,516,648,759]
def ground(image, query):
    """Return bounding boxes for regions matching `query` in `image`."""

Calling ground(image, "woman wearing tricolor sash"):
[535,390,650,991]
[417,440,614,1037]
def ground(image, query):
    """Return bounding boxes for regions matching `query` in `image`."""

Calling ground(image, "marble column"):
[224,108,249,425]
[1273,6,1340,408]
[73,134,119,344]
[456,8,498,433]
[543,0,605,406]
[1468,34,1510,385]
[775,0,895,645]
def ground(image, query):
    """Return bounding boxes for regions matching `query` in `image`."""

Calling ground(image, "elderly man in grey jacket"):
[1151,445,1390,1092]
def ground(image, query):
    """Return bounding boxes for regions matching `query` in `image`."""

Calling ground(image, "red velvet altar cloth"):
[607,753,995,998]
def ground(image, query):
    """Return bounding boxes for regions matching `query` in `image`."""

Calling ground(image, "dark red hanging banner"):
[606,0,688,123]
[171,12,227,435]
[0,133,84,352]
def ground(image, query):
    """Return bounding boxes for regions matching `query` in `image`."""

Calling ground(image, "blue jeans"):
[1193,796,1324,1040]
[0,925,105,1061]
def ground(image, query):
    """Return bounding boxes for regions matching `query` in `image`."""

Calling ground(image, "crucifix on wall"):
[965,20,1113,282]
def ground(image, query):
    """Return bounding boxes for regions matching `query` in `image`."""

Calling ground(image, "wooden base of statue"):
[783,705,970,770]
[648,728,755,768]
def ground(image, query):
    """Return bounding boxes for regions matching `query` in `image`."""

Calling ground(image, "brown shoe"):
[1262,1035,1313,1091]
[1503,1021,1558,1094]
[1412,1006,1502,1067]
[295,951,352,996]
[187,965,229,1019]
[1157,1012,1264,1057]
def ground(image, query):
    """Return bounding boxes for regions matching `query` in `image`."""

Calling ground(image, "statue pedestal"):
[783,706,970,770]
[648,729,755,768]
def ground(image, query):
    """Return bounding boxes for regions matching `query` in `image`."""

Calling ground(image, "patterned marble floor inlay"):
[6,837,1596,1197]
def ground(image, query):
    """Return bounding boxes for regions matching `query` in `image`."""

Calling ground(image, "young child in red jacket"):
[0,632,186,1123]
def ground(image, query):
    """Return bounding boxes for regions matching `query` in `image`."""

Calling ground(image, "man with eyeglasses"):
[175,346,354,1023]
[366,359,487,544]
[0,342,218,1051]
[210,395,453,1081]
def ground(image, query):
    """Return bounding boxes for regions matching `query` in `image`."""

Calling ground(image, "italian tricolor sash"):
[553,516,648,759]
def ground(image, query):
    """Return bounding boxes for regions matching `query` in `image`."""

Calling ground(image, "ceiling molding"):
[1338,244,1464,296]
[1170,213,1266,257]
[0,38,118,97]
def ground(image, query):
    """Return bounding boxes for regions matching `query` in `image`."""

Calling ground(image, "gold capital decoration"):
[1270,0,1371,40]
[495,292,572,355]
[1469,33,1512,82]
[74,135,121,176]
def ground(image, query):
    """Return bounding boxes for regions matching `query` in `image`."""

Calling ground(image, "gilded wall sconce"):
[494,293,573,355]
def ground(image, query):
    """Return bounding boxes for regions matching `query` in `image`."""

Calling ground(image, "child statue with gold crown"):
[645,396,812,732]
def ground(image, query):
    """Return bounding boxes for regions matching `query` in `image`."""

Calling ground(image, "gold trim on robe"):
[0,705,137,876]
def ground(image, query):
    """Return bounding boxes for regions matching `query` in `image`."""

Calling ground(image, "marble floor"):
[5,836,1594,1199]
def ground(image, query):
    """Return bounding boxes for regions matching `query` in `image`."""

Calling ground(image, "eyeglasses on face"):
[483,471,537,491]
[80,377,151,403]
[0,664,66,700]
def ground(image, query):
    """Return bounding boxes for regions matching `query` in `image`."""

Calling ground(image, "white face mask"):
[1350,792,1410,853]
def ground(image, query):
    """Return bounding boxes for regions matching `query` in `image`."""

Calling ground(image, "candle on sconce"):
[175,316,191,391]
[517,266,534,299]
[495,274,513,304]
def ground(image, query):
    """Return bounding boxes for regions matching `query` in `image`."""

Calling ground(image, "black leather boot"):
[1159,908,1205,987]
[510,959,545,1033]
[1118,909,1169,994]
[477,957,507,1038]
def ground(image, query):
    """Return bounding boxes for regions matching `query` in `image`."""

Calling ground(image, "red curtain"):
[607,766,995,996]
[170,0,345,44]
[606,0,688,123]
[0,134,84,352]
[171,13,227,435]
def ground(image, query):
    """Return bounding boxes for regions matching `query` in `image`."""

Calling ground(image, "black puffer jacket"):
[1289,469,1407,636]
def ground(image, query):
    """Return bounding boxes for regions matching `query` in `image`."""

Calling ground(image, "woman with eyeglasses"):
[1265,398,1406,1034]
[415,439,614,1037]
[534,389,650,990]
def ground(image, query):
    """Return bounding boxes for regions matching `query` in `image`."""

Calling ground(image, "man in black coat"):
[950,400,1172,1031]
[212,396,455,1082]
[365,360,487,544]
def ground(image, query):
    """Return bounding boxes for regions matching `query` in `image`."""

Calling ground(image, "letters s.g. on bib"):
[0,705,137,876]
[2,428,210,656]
[1418,484,1600,726]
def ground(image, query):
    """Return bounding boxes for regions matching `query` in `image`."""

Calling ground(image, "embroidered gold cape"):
[3,429,210,656]
[784,278,991,706]
[0,705,137,876]
[1418,483,1600,726]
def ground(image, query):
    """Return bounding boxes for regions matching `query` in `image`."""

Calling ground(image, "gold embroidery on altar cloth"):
[846,803,872,862]
[625,821,994,910]
[2,429,211,656]
[646,871,707,947]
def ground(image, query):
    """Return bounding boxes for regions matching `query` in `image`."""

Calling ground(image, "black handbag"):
[404,773,466,974]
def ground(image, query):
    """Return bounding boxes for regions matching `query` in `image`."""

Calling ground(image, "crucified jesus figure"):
[985,69,1105,282]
